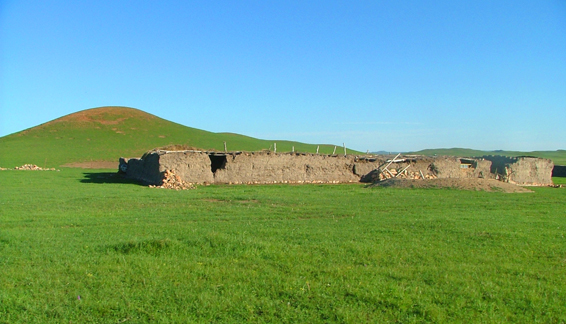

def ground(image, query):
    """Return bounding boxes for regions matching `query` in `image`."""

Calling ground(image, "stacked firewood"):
[149,170,196,190]
[376,168,437,181]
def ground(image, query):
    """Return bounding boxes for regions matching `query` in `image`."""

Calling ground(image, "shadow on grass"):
[80,172,143,186]
[101,238,180,255]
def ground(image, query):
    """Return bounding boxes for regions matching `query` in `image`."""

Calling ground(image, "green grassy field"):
[1,169,565,323]
[0,107,361,168]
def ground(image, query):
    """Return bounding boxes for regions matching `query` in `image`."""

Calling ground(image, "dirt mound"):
[369,178,533,193]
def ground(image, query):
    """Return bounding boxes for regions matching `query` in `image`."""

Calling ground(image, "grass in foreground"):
[0,169,565,323]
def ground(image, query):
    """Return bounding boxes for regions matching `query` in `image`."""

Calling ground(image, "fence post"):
[224,142,227,153]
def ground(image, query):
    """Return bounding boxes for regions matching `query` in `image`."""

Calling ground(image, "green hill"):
[0,106,361,168]
[412,148,566,166]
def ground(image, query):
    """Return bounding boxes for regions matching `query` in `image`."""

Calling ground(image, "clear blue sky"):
[1,1,565,152]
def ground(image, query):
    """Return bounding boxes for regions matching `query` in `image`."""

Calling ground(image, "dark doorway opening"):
[209,154,227,173]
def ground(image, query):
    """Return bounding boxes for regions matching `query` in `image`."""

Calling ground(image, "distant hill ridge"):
[0,106,360,168]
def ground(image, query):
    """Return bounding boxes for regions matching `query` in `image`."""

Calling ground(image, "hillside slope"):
[0,107,359,168]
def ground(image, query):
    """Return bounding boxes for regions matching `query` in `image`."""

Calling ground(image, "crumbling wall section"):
[429,157,491,179]
[352,158,386,176]
[159,151,214,184]
[120,153,162,185]
[120,151,551,186]
[360,157,491,182]
[121,151,213,185]
[507,157,553,186]
[213,152,361,184]
[483,156,554,185]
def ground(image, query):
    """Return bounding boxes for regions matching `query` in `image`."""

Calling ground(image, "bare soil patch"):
[369,178,533,193]
[62,161,118,169]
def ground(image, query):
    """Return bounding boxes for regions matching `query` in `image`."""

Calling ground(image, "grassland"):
[0,107,361,168]
[1,169,565,323]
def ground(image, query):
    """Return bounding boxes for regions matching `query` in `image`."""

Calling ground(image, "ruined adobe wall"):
[352,158,386,177]
[213,152,380,184]
[482,156,554,185]
[430,157,492,179]
[360,156,492,182]
[120,153,162,185]
[122,151,385,185]
[159,151,214,184]
[121,151,213,185]
[120,150,551,186]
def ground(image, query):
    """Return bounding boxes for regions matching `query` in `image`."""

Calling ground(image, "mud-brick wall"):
[429,157,492,179]
[483,156,554,185]
[352,158,386,177]
[122,151,213,185]
[213,152,362,184]
[506,157,554,186]
[121,154,162,185]
[159,151,214,183]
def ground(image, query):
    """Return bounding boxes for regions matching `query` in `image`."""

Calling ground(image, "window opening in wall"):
[209,154,227,173]
[459,159,476,169]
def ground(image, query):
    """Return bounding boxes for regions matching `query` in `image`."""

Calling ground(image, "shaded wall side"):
[353,160,385,176]
[482,155,517,174]
[123,154,163,185]
[553,165,566,177]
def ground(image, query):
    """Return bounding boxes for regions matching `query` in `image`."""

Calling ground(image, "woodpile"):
[376,168,437,181]
[149,170,196,190]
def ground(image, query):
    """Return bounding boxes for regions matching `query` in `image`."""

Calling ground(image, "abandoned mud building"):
[120,149,554,187]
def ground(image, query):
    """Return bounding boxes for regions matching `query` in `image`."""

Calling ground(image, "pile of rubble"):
[149,170,196,190]
[13,164,58,171]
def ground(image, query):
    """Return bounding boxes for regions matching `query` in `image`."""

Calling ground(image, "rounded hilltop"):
[0,106,351,168]
[43,106,157,126]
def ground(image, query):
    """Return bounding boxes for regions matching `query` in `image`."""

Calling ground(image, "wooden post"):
[333,146,337,155]
[397,164,411,177]
[292,146,295,153]
[382,153,401,171]
[316,146,319,154]
[274,143,277,153]
[343,143,346,156]
[224,141,227,153]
